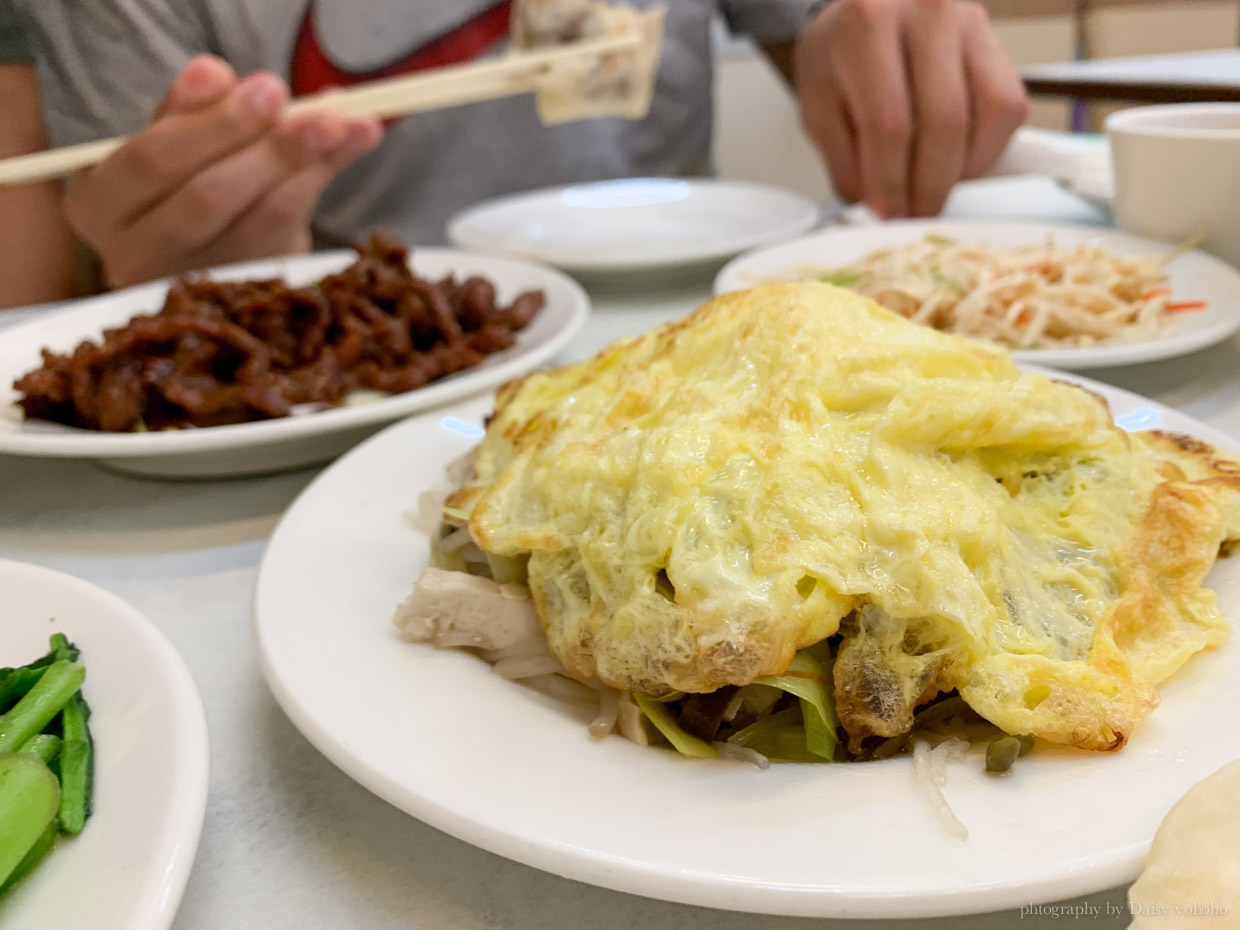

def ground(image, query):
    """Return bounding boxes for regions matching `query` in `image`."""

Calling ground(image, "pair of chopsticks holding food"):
[0,5,666,189]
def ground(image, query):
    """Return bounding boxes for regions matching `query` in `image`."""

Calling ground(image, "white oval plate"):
[0,249,589,477]
[715,220,1240,370]
[0,559,208,930]
[255,383,1240,919]
[448,178,822,273]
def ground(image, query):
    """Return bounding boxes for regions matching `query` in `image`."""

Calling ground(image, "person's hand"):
[795,0,1030,219]
[64,55,383,290]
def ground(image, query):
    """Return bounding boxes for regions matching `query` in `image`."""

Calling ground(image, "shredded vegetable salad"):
[806,234,1203,349]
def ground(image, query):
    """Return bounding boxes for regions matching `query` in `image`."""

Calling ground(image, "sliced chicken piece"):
[616,692,651,745]
[393,567,541,650]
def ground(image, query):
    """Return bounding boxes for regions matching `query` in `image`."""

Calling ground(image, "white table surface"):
[1022,48,1240,89]
[2,177,1236,930]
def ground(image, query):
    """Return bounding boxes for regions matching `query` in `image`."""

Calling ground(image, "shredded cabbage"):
[634,694,717,759]
[754,651,839,761]
[727,707,826,763]
[632,651,840,763]
[429,528,467,573]
[485,552,527,585]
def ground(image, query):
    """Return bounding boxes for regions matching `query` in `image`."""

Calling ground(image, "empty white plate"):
[0,559,209,930]
[254,382,1240,919]
[448,178,822,274]
[0,249,589,478]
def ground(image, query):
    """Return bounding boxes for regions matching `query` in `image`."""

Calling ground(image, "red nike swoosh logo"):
[290,0,514,99]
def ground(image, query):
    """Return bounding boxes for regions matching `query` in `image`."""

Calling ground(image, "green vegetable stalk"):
[46,635,80,665]
[634,694,717,759]
[754,650,840,761]
[18,735,61,768]
[0,668,47,716]
[0,635,95,899]
[57,695,93,835]
[0,661,85,754]
[728,706,827,763]
[0,753,61,889]
[0,634,80,714]
[0,821,56,894]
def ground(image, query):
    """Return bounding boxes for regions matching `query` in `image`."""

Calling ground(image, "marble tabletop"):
[2,177,1237,930]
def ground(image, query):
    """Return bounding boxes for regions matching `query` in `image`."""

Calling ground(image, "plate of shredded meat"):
[0,236,589,477]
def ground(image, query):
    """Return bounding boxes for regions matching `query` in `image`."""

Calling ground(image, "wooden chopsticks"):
[0,31,644,187]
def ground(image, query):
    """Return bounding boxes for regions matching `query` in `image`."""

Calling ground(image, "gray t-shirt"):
[24,0,814,246]
[0,0,30,63]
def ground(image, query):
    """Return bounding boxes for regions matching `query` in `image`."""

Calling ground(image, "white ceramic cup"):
[1108,103,1240,269]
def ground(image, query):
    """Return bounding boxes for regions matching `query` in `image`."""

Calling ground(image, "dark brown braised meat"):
[14,234,545,432]
[677,686,739,741]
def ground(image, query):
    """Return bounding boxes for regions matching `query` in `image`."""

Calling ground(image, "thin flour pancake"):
[1128,759,1240,928]
[512,0,665,124]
